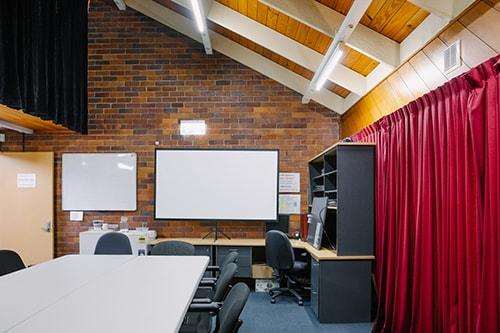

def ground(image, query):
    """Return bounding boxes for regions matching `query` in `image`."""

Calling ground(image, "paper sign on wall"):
[279,194,301,214]
[279,173,300,193]
[17,173,36,188]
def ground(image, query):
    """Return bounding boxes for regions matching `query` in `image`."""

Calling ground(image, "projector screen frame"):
[154,147,280,222]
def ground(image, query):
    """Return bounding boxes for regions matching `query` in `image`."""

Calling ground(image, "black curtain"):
[0,0,88,133]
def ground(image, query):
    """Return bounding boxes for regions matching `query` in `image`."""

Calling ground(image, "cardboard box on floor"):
[252,263,274,279]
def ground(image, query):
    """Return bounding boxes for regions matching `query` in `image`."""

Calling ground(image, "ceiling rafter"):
[259,0,400,68]
[122,0,476,114]
[125,0,345,112]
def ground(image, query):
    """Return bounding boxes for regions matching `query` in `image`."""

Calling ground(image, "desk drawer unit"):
[311,258,371,323]
[216,246,252,278]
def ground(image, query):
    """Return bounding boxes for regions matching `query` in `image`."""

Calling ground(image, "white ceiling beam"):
[125,0,344,112]
[205,1,367,96]
[408,0,474,18]
[343,0,475,112]
[113,0,126,11]
[259,0,400,68]
[399,0,474,63]
[303,0,372,103]
[399,13,451,63]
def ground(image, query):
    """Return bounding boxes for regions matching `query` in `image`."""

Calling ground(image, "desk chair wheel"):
[298,300,303,306]
[271,298,276,304]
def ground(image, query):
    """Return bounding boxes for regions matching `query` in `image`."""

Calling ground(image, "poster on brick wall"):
[279,194,301,214]
[279,173,300,193]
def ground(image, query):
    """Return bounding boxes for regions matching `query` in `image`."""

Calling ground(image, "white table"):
[0,255,209,333]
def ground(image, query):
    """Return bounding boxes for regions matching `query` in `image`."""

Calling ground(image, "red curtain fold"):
[353,55,500,333]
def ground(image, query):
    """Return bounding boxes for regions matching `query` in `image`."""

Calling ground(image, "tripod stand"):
[201,221,231,241]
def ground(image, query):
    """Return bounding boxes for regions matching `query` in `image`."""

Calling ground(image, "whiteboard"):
[155,149,278,221]
[62,153,137,211]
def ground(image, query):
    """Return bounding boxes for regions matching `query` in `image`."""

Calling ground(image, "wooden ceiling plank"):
[259,0,400,67]
[247,0,258,20]
[126,0,345,111]
[206,1,368,95]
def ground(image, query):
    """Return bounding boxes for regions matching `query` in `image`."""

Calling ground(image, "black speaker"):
[266,215,290,235]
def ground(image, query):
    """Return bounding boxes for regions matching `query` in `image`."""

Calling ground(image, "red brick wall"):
[1,0,339,256]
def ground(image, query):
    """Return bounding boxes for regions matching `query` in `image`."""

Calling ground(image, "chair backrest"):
[0,250,26,277]
[213,262,238,302]
[217,282,250,333]
[220,251,238,268]
[265,230,295,271]
[150,240,195,256]
[94,232,132,255]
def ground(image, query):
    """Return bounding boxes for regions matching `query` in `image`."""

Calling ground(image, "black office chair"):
[150,240,195,256]
[194,262,238,302]
[203,251,238,283]
[265,230,307,305]
[0,250,26,277]
[94,232,132,255]
[180,282,250,333]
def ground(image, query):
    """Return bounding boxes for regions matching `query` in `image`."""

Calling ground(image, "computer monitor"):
[307,197,328,249]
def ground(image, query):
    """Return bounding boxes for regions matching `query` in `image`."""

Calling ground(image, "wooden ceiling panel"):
[217,0,380,76]
[211,23,351,98]
[317,0,430,42]
[0,104,69,132]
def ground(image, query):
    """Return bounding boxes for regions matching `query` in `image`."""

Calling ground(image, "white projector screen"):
[155,149,279,221]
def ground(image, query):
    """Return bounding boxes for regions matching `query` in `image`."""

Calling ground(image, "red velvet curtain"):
[353,55,500,333]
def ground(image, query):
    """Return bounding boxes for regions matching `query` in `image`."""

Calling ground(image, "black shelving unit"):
[307,142,375,323]
[308,142,374,255]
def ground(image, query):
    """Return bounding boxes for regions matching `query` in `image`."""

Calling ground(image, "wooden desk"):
[151,237,374,323]
[1,255,209,333]
[151,238,375,261]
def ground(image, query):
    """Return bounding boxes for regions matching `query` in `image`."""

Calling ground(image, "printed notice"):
[17,173,37,188]
[279,173,300,193]
[279,194,301,214]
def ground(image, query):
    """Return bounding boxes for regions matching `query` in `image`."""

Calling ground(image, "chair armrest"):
[201,277,217,283]
[188,302,221,312]
[191,298,212,304]
[205,265,220,272]
[199,279,216,287]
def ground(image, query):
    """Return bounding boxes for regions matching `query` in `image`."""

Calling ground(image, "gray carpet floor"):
[239,292,373,333]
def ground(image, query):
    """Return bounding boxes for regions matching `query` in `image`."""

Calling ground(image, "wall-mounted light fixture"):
[180,120,206,136]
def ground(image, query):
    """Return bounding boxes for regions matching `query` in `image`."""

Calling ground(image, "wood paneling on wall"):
[341,0,500,137]
[0,104,69,132]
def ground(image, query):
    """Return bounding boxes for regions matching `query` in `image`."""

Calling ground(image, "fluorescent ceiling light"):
[314,47,344,91]
[180,120,206,136]
[0,120,34,134]
[190,0,206,33]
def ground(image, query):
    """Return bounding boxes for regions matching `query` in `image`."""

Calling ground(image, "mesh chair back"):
[217,283,250,333]
[94,232,132,255]
[0,250,26,277]
[150,240,195,256]
[265,230,295,271]
[213,262,238,302]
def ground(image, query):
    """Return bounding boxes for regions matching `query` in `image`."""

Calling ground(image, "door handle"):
[41,221,51,233]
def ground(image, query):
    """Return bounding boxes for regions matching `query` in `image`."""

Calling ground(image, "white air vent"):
[443,40,461,74]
